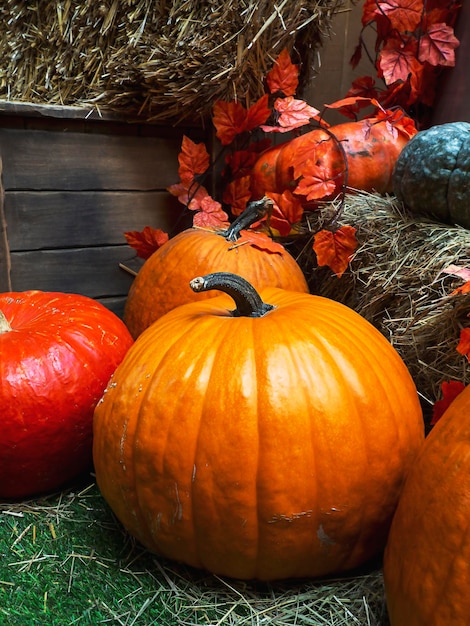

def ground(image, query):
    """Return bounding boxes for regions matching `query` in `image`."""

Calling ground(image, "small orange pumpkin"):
[383,383,470,625]
[95,272,424,581]
[123,198,308,338]
[251,117,413,204]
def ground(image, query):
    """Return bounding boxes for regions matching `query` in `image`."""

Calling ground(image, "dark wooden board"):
[0,128,182,191]
[5,190,184,251]
[9,246,136,298]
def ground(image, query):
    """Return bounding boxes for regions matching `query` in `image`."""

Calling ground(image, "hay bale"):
[0,0,345,124]
[302,192,470,421]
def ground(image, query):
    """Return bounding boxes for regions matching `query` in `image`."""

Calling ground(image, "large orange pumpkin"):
[251,117,413,204]
[123,199,308,338]
[383,383,470,625]
[94,272,424,581]
[0,291,133,499]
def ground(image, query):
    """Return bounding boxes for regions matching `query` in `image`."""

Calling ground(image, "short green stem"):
[190,272,275,318]
[0,309,12,333]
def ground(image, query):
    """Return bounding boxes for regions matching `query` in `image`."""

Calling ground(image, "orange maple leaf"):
[294,160,338,202]
[244,94,272,132]
[457,328,470,361]
[193,196,230,229]
[431,380,466,425]
[235,230,285,255]
[266,48,299,96]
[177,135,210,185]
[313,225,358,277]
[265,190,304,236]
[213,100,247,145]
[261,97,321,133]
[418,22,460,67]
[124,226,169,260]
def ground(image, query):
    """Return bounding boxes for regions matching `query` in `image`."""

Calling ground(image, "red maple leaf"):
[431,380,466,425]
[379,38,419,85]
[213,100,247,145]
[266,48,299,96]
[261,97,320,133]
[124,226,169,260]
[457,328,470,361]
[313,225,358,277]
[167,181,211,210]
[244,94,272,132]
[235,230,285,255]
[177,135,210,185]
[222,175,252,216]
[418,22,460,67]
[377,0,424,33]
[193,196,230,229]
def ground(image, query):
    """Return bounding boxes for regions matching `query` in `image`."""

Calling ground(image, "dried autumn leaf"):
[235,230,285,255]
[313,225,358,278]
[244,95,271,132]
[178,135,210,185]
[261,97,321,133]
[457,328,470,361]
[193,196,230,229]
[294,160,338,201]
[213,100,247,145]
[431,380,466,425]
[222,175,252,216]
[266,48,299,97]
[124,226,169,260]
[418,22,460,67]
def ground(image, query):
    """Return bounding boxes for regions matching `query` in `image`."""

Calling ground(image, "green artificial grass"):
[0,475,389,626]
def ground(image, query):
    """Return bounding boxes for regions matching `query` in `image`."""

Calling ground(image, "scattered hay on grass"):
[0,0,346,124]
[1,479,389,625]
[297,191,470,423]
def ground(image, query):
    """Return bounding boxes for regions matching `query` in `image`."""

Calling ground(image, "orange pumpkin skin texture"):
[94,274,424,581]
[123,227,309,338]
[251,118,411,202]
[0,291,133,499]
[384,384,470,626]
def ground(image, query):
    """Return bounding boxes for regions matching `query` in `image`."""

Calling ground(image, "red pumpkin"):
[0,291,133,499]
[383,383,470,625]
[95,272,424,581]
[123,200,309,338]
[251,117,414,204]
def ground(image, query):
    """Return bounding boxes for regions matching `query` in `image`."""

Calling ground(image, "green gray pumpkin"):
[393,122,470,229]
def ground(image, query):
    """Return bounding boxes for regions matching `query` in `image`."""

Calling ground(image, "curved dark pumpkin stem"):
[190,272,275,318]
[221,196,273,242]
[0,309,12,333]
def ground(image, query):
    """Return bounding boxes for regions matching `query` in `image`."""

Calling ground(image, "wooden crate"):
[0,102,206,317]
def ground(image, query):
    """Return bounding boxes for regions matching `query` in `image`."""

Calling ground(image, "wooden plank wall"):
[0,104,205,317]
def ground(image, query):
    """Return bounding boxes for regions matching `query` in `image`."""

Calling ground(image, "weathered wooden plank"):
[5,190,185,251]
[0,128,184,191]
[10,246,135,298]
[0,156,12,291]
[95,295,128,319]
